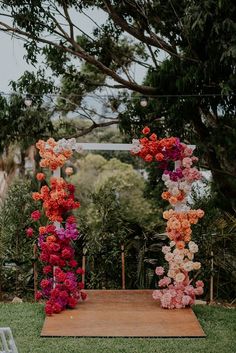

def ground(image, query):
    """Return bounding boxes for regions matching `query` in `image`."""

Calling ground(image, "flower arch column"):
[131,128,205,309]
[31,138,86,315]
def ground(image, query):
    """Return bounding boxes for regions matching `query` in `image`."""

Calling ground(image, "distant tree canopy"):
[0,0,235,209]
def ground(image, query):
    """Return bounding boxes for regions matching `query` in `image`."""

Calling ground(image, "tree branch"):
[0,21,158,95]
[102,0,199,63]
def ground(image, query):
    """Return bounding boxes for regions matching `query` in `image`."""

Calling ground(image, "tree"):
[70,154,164,288]
[0,0,235,207]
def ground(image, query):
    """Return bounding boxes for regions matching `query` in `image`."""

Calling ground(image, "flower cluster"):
[132,127,205,309]
[36,138,82,170]
[30,138,86,315]
[32,177,80,222]
[34,221,86,315]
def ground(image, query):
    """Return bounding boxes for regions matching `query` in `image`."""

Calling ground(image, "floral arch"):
[29,132,204,315]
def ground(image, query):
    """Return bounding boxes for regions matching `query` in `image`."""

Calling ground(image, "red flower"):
[43,266,52,274]
[76,267,85,275]
[61,248,72,259]
[31,210,41,221]
[67,215,76,224]
[69,260,78,268]
[144,154,153,162]
[150,133,157,141]
[26,227,34,238]
[67,297,78,308]
[56,271,66,282]
[78,282,84,290]
[49,254,60,265]
[81,291,87,301]
[53,302,63,313]
[45,303,53,316]
[40,279,51,289]
[35,291,42,301]
[142,126,150,135]
[155,153,164,161]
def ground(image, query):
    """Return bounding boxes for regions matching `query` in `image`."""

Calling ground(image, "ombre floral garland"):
[27,138,86,315]
[131,127,204,309]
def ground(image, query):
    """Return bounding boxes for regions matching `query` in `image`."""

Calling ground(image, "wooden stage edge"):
[41,290,206,338]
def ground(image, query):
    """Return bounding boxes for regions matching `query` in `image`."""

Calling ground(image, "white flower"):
[171,187,180,196]
[162,246,171,254]
[182,261,193,272]
[175,272,185,282]
[167,270,176,278]
[193,262,201,270]
[165,253,174,262]
[170,241,176,247]
[188,241,198,253]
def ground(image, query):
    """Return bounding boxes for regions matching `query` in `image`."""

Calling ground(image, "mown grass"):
[0,303,235,353]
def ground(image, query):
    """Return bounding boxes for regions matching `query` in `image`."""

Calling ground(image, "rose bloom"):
[193,262,201,270]
[155,153,164,161]
[144,154,153,162]
[31,210,41,221]
[65,167,73,176]
[26,227,34,238]
[36,172,45,181]
[142,126,150,135]
[162,246,171,254]
[150,133,157,141]
[152,290,162,300]
[155,266,165,276]
[188,241,198,253]
[175,272,185,283]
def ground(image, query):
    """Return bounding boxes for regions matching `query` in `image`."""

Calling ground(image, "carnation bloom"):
[31,210,41,221]
[155,266,165,276]
[142,126,150,135]
[36,172,45,181]
[26,227,34,237]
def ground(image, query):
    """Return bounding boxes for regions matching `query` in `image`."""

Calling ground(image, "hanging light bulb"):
[24,94,32,107]
[140,96,148,107]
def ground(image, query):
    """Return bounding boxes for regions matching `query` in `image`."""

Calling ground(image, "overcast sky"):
[0,7,147,93]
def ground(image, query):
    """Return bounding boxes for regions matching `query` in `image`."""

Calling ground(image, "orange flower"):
[176,241,185,250]
[36,173,45,181]
[39,226,47,235]
[32,192,42,201]
[155,153,164,161]
[46,235,56,243]
[161,191,170,200]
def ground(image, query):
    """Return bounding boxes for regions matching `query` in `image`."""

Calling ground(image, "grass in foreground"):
[0,302,235,353]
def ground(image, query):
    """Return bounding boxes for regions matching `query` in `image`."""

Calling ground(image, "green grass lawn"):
[0,303,235,353]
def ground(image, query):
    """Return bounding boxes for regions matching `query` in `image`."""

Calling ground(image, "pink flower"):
[155,266,164,276]
[152,290,162,300]
[182,295,192,306]
[196,280,204,287]
[195,287,204,296]
[161,292,172,308]
[31,210,41,221]
[158,276,171,287]
[26,227,34,237]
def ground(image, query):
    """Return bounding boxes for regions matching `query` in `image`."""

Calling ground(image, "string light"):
[0,91,235,99]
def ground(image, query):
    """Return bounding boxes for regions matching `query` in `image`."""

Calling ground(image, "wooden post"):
[82,250,86,285]
[33,244,38,300]
[210,251,214,303]
[121,244,125,289]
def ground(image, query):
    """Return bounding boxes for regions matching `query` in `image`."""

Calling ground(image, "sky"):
[0,7,147,94]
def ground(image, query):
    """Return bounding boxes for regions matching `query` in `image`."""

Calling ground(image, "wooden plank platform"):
[41,290,206,337]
